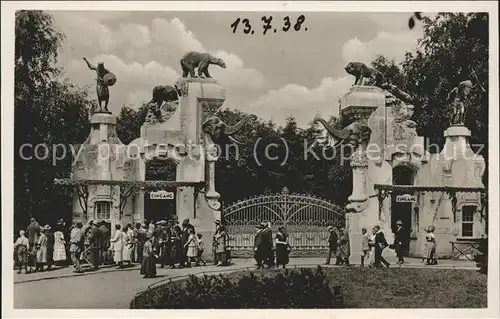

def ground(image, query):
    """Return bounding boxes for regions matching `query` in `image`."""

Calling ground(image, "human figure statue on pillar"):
[447,80,475,126]
[83,57,117,113]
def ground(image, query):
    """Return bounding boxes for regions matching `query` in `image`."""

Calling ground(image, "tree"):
[14,11,93,230]
[401,13,488,160]
[116,104,149,145]
[371,13,488,188]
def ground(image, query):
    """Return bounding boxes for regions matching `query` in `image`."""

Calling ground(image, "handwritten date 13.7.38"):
[231,15,307,35]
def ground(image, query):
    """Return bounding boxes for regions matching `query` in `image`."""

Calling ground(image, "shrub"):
[473,236,488,274]
[132,266,343,309]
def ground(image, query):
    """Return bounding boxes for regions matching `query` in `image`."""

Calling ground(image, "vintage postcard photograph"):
[1,1,499,318]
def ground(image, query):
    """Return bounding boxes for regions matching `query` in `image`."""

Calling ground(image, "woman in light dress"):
[53,227,67,265]
[35,227,48,271]
[122,224,133,266]
[185,228,198,267]
[111,224,124,268]
[424,226,438,265]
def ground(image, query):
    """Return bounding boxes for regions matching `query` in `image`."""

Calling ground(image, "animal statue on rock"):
[148,85,180,107]
[345,62,385,86]
[446,80,474,126]
[83,57,116,113]
[202,114,257,153]
[314,118,372,149]
[180,51,226,78]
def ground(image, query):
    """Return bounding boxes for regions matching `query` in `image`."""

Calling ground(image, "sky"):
[50,11,426,127]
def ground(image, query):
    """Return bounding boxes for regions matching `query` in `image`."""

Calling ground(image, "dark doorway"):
[391,165,415,255]
[144,158,177,223]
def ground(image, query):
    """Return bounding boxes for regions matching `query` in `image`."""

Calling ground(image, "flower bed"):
[131,266,487,309]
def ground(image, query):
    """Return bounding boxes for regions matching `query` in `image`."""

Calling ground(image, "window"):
[461,206,475,237]
[95,201,111,221]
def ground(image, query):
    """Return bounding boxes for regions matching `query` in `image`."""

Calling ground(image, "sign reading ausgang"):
[150,191,174,200]
[396,194,417,203]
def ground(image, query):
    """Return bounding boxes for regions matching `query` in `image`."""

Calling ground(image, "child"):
[360,228,370,266]
[424,226,438,265]
[196,233,207,266]
[184,228,198,267]
[14,230,30,274]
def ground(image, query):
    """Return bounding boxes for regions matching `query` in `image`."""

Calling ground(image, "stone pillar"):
[348,149,369,210]
[176,78,226,231]
[72,112,125,230]
[340,86,386,257]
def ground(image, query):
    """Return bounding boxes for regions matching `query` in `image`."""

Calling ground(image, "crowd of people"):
[14,218,440,275]
[324,220,438,267]
[14,217,231,278]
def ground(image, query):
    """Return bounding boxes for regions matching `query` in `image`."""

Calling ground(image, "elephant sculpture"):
[202,114,257,149]
[314,118,372,149]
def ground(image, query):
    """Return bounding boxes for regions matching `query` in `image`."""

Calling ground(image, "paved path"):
[13,256,476,309]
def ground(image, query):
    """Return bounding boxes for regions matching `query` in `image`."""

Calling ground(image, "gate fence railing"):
[223,187,345,251]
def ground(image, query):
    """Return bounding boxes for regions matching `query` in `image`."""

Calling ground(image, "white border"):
[2,1,499,319]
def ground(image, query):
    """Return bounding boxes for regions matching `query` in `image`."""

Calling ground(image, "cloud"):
[249,76,352,127]
[211,51,266,90]
[64,54,179,110]
[341,30,421,64]
[250,20,424,127]
[52,13,266,109]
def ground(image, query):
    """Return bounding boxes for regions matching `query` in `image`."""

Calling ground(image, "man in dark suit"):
[324,226,339,265]
[373,225,390,268]
[45,225,55,270]
[99,221,110,265]
[253,223,266,269]
[261,222,274,268]
[393,220,406,264]
[89,222,102,270]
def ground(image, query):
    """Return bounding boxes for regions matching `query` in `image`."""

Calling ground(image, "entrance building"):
[333,85,486,258]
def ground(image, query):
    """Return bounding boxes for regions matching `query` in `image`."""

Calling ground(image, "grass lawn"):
[135,267,487,308]
[249,267,488,308]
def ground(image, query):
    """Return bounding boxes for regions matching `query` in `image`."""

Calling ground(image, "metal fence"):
[223,187,345,251]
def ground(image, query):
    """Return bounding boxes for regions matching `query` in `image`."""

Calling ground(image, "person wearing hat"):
[261,222,275,268]
[253,222,270,269]
[140,232,157,278]
[53,224,67,266]
[337,226,351,266]
[324,226,339,265]
[213,224,228,266]
[393,220,406,264]
[373,225,390,268]
[88,222,102,270]
[181,219,195,267]
[152,221,165,265]
[212,220,222,265]
[99,221,111,265]
[424,225,438,265]
[14,230,30,274]
[26,218,40,256]
[35,226,48,271]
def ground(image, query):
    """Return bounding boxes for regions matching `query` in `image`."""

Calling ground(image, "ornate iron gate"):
[223,187,345,251]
